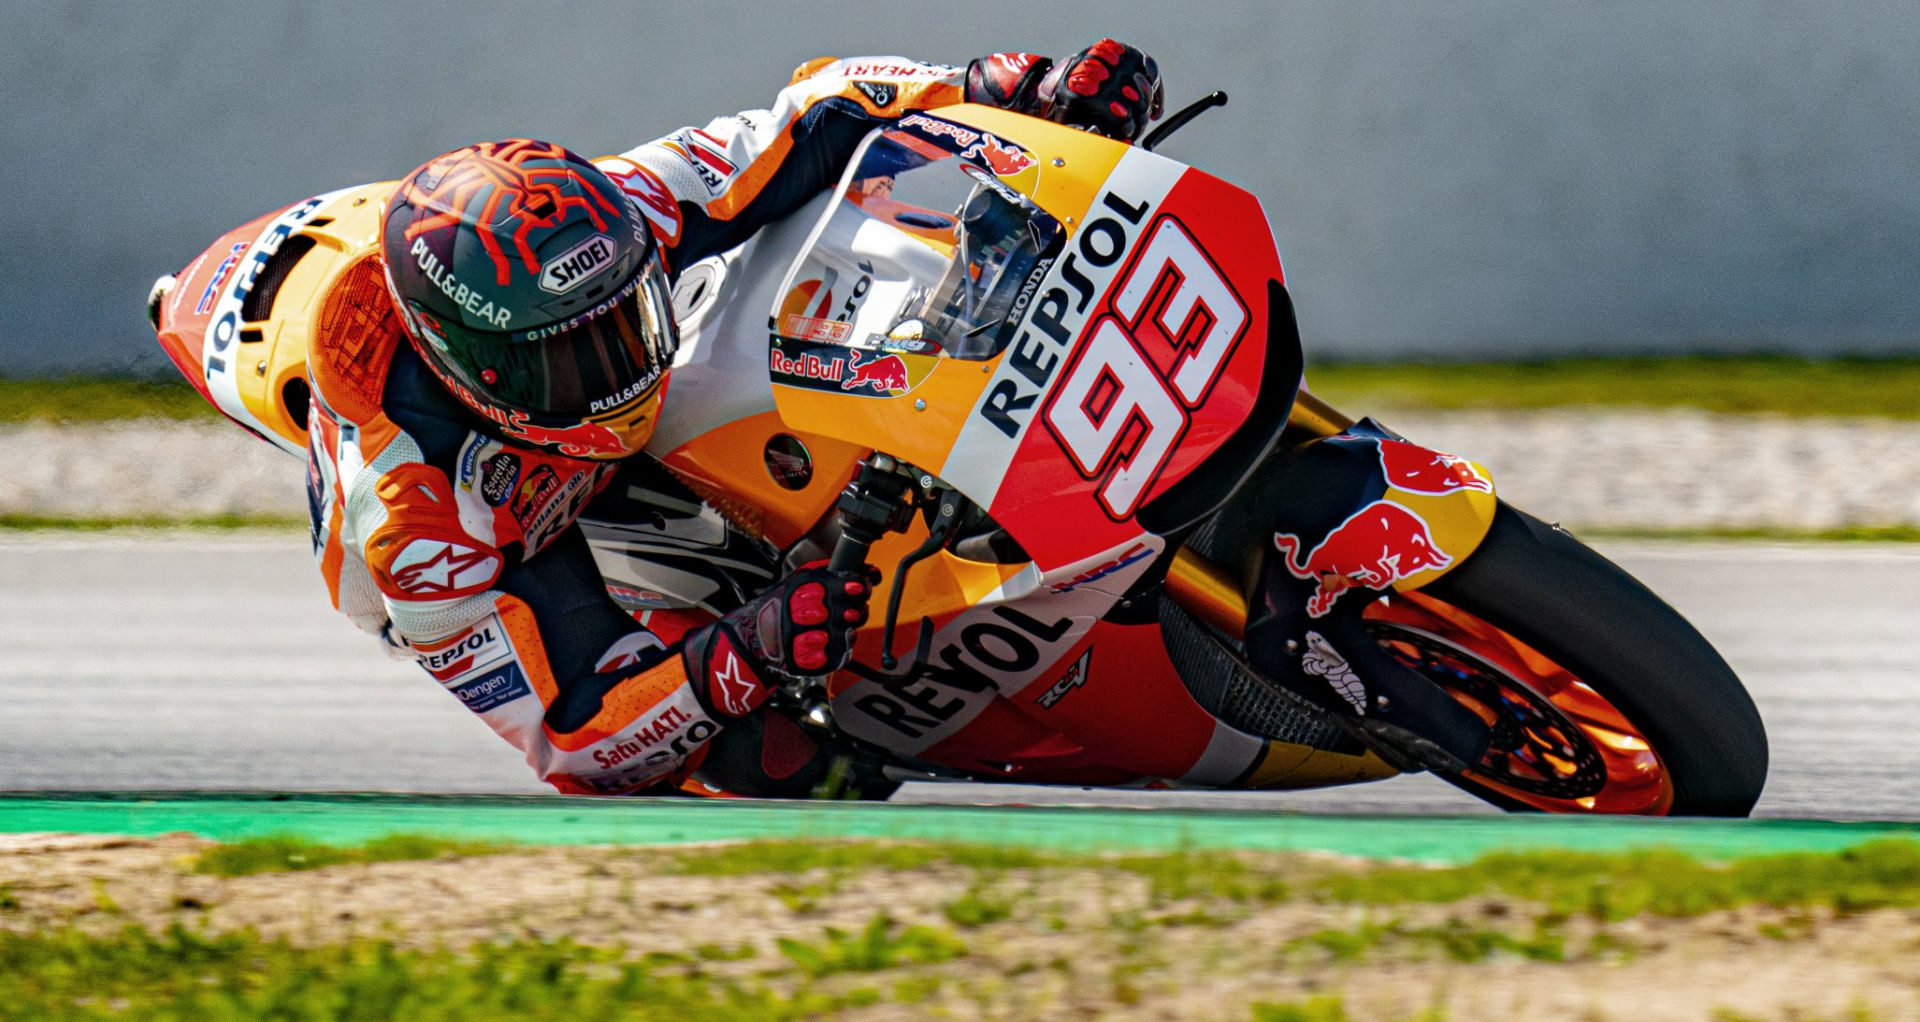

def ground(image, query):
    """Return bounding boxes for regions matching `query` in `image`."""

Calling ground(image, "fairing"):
[153,181,394,456]
[769,105,1293,572]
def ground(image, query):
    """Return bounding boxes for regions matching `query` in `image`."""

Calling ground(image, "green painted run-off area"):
[3,793,1915,863]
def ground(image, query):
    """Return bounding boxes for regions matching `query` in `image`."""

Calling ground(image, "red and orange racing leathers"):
[306,54,1044,795]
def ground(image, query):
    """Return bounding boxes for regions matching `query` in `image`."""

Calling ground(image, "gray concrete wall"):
[7,0,1918,374]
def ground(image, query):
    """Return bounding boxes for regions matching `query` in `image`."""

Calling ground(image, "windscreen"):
[774,115,1064,362]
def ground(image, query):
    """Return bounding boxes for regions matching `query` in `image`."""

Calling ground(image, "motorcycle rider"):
[307,42,1164,796]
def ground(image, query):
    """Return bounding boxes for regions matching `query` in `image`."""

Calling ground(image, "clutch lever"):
[1140,91,1228,152]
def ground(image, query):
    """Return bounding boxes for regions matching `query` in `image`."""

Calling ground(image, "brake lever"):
[878,487,968,669]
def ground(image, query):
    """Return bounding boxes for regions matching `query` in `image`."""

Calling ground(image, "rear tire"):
[1395,504,1767,816]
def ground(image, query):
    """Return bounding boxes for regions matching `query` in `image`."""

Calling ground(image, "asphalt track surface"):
[3,533,1917,820]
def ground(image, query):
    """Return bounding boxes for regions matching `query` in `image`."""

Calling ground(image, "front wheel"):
[1361,503,1768,816]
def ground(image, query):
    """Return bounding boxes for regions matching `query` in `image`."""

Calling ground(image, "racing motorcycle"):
[148,96,1767,815]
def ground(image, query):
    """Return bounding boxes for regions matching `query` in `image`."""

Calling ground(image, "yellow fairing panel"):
[660,411,867,549]
[1383,467,1500,594]
[939,103,1129,229]
[1241,741,1399,788]
[233,181,394,452]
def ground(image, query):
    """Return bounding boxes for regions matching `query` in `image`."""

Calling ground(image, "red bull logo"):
[1377,438,1494,496]
[1273,500,1455,617]
[503,413,631,458]
[967,132,1036,177]
[843,352,910,394]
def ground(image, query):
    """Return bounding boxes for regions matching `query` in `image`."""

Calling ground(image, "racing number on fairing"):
[1042,215,1249,519]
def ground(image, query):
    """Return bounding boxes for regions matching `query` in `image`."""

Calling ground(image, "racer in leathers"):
[308,42,1164,796]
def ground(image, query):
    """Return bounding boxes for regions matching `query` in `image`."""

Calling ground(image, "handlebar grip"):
[827,528,876,573]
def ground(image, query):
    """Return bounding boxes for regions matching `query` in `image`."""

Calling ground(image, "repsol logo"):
[539,234,617,295]
[421,625,498,672]
[978,192,1150,439]
[853,606,1070,739]
[207,196,326,372]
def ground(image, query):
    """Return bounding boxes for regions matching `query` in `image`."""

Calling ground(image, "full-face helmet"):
[382,139,675,459]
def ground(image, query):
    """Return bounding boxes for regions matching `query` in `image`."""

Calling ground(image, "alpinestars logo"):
[708,634,761,718]
[389,539,500,595]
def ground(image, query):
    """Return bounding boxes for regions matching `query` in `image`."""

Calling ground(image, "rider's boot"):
[1245,568,1491,774]
[692,709,902,800]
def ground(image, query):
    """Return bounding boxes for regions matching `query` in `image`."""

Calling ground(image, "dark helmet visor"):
[410,251,678,419]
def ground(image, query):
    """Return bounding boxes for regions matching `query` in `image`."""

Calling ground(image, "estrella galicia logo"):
[480,452,520,506]
[448,662,533,714]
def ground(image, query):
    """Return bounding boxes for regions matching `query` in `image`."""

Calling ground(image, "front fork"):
[1161,388,1506,772]
[1163,390,1354,640]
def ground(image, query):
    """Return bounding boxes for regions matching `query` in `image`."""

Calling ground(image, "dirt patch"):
[4,836,1920,1021]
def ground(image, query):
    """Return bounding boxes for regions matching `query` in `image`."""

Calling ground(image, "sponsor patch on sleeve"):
[413,613,533,714]
[446,662,534,714]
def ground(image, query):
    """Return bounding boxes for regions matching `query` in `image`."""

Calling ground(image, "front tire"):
[1370,503,1768,816]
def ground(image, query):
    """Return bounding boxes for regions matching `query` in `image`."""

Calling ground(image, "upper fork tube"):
[1165,548,1249,642]
[1288,389,1353,438]
[1162,389,1358,639]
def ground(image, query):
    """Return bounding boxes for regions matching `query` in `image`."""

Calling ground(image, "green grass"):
[1250,997,1354,1022]
[940,881,1017,928]
[773,913,967,978]
[192,834,515,877]
[663,838,1055,876]
[0,925,887,1022]
[665,837,1920,919]
[665,840,1288,904]
[17,837,1920,1020]
[1304,355,1920,419]
[9,357,1920,427]
[1308,839,1920,920]
[1110,847,1291,903]
[0,376,219,424]
[190,835,1920,923]
[1284,917,1568,964]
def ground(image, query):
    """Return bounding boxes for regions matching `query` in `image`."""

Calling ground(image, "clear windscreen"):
[774,117,1065,362]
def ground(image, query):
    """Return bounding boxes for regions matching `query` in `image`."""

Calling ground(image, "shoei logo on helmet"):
[539,233,618,295]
